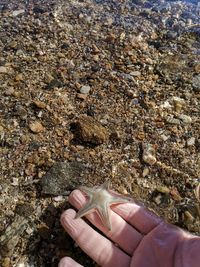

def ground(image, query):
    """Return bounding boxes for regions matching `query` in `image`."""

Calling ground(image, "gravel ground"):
[0,0,200,266]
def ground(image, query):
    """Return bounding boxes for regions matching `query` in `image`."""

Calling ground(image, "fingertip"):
[60,209,77,229]
[68,189,87,208]
[59,257,83,267]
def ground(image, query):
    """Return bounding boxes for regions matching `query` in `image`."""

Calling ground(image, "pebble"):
[2,257,11,267]
[192,75,200,92]
[170,188,182,201]
[12,9,25,17]
[0,66,8,73]
[142,167,149,177]
[194,183,200,201]
[160,134,169,141]
[178,114,192,124]
[172,97,185,112]
[187,137,195,146]
[40,161,85,195]
[15,74,23,81]
[33,100,46,109]
[11,178,19,186]
[130,71,141,77]
[157,185,170,194]
[15,105,27,120]
[166,116,180,125]
[29,121,45,133]
[53,195,64,202]
[184,210,195,224]
[80,85,91,94]
[142,143,157,165]
[4,87,14,96]
[76,93,87,100]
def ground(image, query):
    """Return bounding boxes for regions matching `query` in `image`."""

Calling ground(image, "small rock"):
[166,116,180,125]
[33,100,46,109]
[157,185,170,194]
[160,134,169,141]
[142,143,157,165]
[46,79,62,90]
[187,137,195,146]
[170,188,182,201]
[0,66,8,73]
[40,161,85,195]
[172,97,185,112]
[192,75,200,92]
[2,257,11,267]
[130,71,141,77]
[33,7,46,14]
[25,163,36,176]
[71,115,109,145]
[153,194,162,205]
[29,121,44,133]
[53,195,64,202]
[8,41,18,49]
[12,9,25,16]
[11,177,19,186]
[194,183,200,201]
[142,167,149,177]
[4,87,14,96]
[183,210,195,224]
[80,85,91,94]
[15,105,27,119]
[76,93,87,100]
[178,114,192,124]
[15,73,23,81]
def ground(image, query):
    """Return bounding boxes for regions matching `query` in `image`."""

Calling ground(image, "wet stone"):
[40,161,86,195]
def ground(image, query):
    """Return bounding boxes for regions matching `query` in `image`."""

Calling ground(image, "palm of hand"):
[59,190,200,267]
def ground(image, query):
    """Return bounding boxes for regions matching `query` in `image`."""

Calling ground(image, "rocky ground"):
[0,0,200,266]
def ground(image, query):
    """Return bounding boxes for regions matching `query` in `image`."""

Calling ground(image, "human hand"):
[59,189,200,267]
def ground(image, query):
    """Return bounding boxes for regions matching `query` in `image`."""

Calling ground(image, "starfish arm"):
[75,202,96,219]
[78,186,95,196]
[108,193,133,205]
[97,202,112,231]
[100,179,110,190]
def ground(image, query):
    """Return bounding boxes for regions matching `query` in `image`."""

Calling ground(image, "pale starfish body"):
[75,180,132,230]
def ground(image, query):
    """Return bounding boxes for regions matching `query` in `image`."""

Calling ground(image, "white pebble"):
[80,85,91,94]
[187,137,195,146]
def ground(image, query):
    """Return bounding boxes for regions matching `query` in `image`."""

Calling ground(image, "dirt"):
[0,0,200,266]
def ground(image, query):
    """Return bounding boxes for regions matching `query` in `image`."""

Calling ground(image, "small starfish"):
[75,180,132,230]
